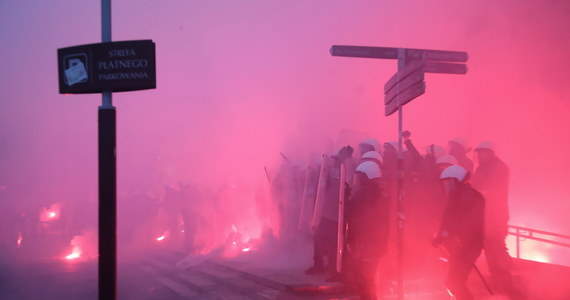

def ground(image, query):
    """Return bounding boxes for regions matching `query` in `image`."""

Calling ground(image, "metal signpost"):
[99,2,115,299]
[330,45,468,299]
[57,1,156,299]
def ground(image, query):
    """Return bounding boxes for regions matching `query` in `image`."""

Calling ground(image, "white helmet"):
[475,141,495,152]
[436,154,458,166]
[449,137,468,149]
[361,151,383,163]
[356,161,382,179]
[440,165,468,182]
[360,138,381,151]
[384,141,399,151]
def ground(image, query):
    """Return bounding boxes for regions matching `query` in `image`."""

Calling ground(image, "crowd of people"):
[286,133,523,300]
[0,131,525,299]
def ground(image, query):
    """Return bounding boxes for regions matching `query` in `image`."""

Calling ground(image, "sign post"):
[99,1,115,300]
[396,48,406,300]
[330,44,468,300]
[57,2,156,300]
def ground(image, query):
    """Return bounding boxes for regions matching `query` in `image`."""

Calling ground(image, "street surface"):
[1,234,569,299]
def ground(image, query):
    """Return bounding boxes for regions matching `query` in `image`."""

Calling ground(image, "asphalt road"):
[3,233,567,300]
[0,256,194,300]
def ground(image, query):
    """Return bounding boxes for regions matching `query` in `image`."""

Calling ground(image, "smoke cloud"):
[1,0,569,278]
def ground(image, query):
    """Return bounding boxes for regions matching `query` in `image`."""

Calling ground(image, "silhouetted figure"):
[449,137,474,174]
[346,161,389,300]
[402,132,447,277]
[472,142,523,299]
[163,185,183,244]
[306,146,354,278]
[180,183,200,253]
[358,138,381,157]
[433,165,485,300]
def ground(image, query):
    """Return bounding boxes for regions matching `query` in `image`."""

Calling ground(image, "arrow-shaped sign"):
[384,61,425,95]
[385,68,425,105]
[385,81,426,117]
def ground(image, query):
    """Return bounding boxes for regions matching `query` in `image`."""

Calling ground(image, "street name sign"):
[384,60,425,96]
[58,40,156,94]
[405,48,468,63]
[424,61,467,74]
[385,81,425,116]
[384,68,425,105]
[330,45,468,63]
[329,45,398,59]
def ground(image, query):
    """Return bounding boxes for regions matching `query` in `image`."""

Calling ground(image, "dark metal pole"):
[99,1,115,299]
[98,107,116,300]
[396,48,406,300]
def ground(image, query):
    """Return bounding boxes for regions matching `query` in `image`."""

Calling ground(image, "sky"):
[1,0,569,261]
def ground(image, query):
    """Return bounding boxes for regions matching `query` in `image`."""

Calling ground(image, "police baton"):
[438,243,494,296]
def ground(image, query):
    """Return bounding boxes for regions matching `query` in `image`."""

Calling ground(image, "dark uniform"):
[472,152,520,297]
[449,141,474,174]
[434,182,485,300]
[346,177,389,299]
[404,139,447,277]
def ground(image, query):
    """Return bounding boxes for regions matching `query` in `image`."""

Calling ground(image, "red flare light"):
[65,246,82,260]
[40,203,62,222]
[63,230,96,262]
[16,232,23,248]
[222,223,260,258]
[155,230,170,242]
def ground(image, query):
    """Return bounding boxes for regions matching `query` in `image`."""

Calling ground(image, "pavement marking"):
[138,264,197,298]
[175,271,217,291]
[146,257,176,270]
[255,288,281,299]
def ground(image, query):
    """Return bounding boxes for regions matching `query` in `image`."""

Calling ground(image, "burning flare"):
[63,230,96,261]
[16,232,23,248]
[65,246,82,260]
[155,230,170,242]
[223,224,258,257]
[39,203,62,222]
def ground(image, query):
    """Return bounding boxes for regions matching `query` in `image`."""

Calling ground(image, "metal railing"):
[508,224,570,259]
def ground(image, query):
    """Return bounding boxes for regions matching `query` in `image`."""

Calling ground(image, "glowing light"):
[40,203,62,222]
[527,252,550,264]
[155,230,169,242]
[64,230,96,262]
[65,246,82,260]
[17,232,23,248]
[506,236,552,264]
[221,221,262,258]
